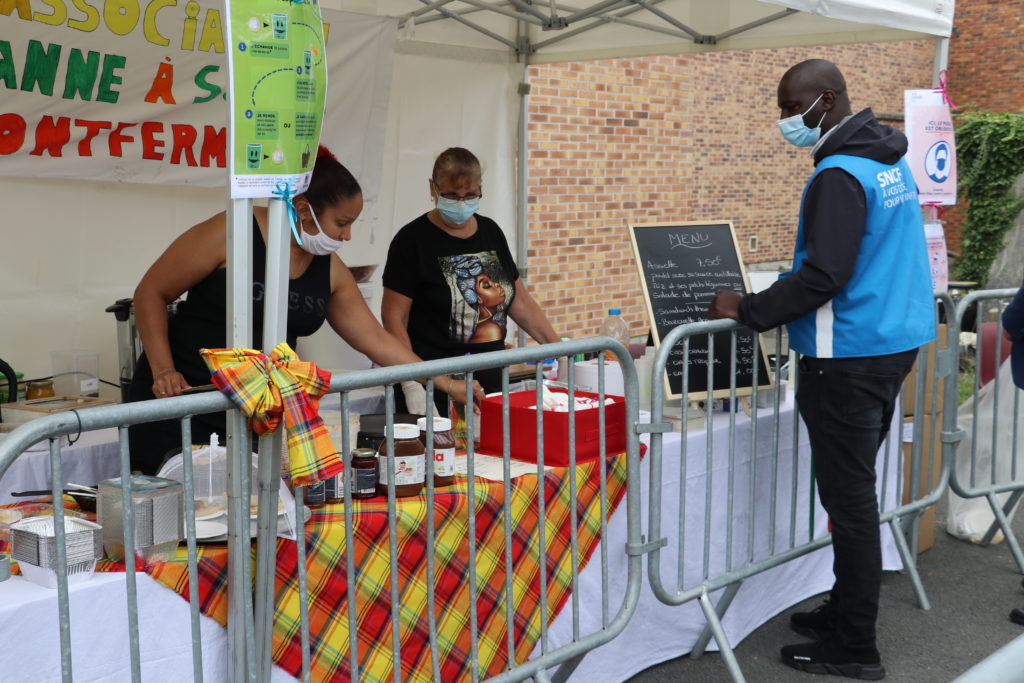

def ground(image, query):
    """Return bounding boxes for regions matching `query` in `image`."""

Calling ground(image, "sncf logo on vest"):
[875,167,903,187]
[876,167,914,209]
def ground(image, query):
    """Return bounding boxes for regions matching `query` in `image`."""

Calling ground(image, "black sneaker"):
[1011,607,1024,626]
[790,602,836,640]
[781,638,885,680]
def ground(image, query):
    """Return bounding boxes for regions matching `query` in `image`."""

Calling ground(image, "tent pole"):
[254,198,291,683]
[931,36,949,88]
[516,45,530,349]
[226,197,255,683]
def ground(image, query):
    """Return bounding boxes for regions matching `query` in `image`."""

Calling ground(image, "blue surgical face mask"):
[778,92,827,147]
[436,196,479,226]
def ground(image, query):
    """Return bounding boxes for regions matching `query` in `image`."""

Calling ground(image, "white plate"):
[193,498,227,521]
[194,520,228,540]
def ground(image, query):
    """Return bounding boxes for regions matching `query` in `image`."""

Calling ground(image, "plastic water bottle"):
[599,308,630,362]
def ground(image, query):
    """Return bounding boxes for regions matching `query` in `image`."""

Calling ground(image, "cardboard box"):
[0,396,115,426]
[901,414,943,553]
[477,389,626,466]
[902,323,949,417]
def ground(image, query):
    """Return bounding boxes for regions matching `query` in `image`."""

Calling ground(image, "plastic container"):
[599,309,630,362]
[51,350,100,397]
[477,388,626,465]
[98,475,183,565]
[157,444,300,541]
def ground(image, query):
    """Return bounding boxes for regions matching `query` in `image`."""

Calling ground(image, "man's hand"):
[708,290,742,321]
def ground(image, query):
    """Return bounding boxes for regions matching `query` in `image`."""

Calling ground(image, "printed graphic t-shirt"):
[383,213,519,382]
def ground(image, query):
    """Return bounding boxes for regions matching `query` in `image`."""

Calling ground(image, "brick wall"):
[938,0,1024,257]
[526,42,934,340]
[947,0,1024,113]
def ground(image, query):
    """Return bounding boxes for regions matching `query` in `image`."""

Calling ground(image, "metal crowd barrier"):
[947,288,1024,572]
[0,388,233,683]
[642,293,957,682]
[0,337,643,683]
[6,286,1019,682]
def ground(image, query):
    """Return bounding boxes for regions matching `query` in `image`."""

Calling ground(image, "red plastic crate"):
[477,389,626,466]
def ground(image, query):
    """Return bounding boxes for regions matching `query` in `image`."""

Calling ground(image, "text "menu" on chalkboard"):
[629,221,772,400]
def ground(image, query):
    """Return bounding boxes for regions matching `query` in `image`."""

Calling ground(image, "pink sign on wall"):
[904,89,957,205]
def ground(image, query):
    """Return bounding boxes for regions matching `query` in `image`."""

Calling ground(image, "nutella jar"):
[377,423,425,498]
[349,448,379,500]
[417,417,456,488]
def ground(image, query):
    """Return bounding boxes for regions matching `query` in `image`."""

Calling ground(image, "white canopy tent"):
[300,0,954,364]
[380,0,952,61]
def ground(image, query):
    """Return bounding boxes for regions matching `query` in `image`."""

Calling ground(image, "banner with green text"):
[225,0,326,197]
[0,2,395,195]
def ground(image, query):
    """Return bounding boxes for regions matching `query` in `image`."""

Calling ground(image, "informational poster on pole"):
[224,0,327,198]
[904,89,957,205]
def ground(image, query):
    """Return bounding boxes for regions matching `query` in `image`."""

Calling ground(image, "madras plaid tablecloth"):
[108,452,629,682]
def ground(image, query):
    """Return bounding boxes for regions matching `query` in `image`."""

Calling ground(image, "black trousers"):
[796,349,917,651]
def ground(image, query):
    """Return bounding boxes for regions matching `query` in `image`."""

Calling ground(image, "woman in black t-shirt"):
[382,147,560,415]
[127,147,479,474]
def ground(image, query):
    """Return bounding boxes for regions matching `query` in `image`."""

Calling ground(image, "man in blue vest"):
[709,59,934,680]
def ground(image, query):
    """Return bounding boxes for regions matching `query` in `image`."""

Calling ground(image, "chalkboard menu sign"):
[629,221,772,400]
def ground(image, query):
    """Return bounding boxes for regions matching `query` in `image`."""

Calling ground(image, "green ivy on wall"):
[953,110,1024,284]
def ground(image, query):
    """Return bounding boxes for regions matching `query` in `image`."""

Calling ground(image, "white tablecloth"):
[544,391,904,682]
[0,428,122,505]
[0,571,297,682]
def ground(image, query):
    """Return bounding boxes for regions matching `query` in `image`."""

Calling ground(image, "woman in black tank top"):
[127,147,484,475]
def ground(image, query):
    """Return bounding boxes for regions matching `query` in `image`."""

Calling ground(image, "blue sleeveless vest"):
[785,154,935,358]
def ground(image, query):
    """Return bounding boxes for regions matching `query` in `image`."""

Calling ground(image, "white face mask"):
[297,207,344,256]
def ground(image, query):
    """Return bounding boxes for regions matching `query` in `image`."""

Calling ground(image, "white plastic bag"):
[946,359,1024,543]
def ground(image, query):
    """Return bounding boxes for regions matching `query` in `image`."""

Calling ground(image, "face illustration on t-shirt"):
[440,251,513,344]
